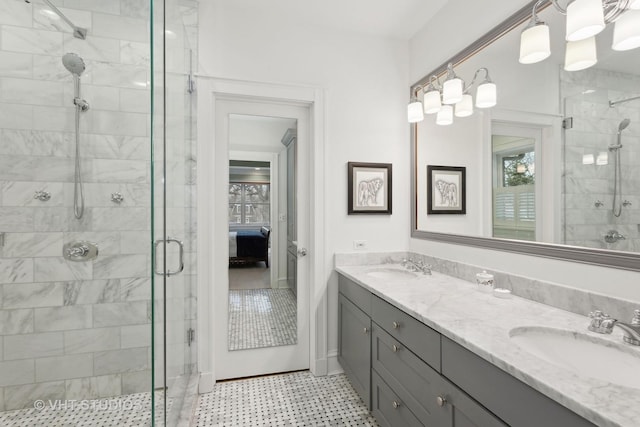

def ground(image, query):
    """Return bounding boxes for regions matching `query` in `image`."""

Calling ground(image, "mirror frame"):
[410,0,640,272]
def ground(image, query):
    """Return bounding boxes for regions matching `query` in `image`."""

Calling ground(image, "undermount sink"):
[510,326,640,389]
[365,267,418,281]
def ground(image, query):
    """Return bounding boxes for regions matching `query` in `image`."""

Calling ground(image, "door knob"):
[436,395,448,407]
[297,248,308,257]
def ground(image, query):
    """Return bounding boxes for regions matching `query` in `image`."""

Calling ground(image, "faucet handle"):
[588,310,615,334]
[631,309,640,325]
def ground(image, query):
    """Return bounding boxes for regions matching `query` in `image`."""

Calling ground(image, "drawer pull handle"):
[363,327,369,334]
[392,321,401,329]
[436,395,448,407]
[392,400,401,409]
[392,344,399,352]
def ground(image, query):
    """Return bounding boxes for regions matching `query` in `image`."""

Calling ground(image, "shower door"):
[151,0,198,425]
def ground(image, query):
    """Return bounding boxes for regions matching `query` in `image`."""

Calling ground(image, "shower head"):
[618,118,631,134]
[62,53,85,77]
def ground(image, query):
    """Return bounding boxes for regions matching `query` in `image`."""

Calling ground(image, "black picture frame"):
[347,162,392,214]
[427,165,466,214]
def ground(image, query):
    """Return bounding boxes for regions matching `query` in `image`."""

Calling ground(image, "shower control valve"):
[594,200,603,208]
[111,192,124,204]
[623,200,632,207]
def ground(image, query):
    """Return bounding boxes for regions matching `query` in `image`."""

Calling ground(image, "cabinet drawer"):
[372,295,441,370]
[372,326,451,426]
[371,370,423,427]
[339,275,372,315]
[441,337,597,427]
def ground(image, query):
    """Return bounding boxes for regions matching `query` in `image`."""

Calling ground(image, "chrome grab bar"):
[154,237,185,277]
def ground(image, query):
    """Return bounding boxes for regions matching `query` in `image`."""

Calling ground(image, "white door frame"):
[196,77,327,392]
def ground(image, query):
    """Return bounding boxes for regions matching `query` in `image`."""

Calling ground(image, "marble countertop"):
[335,264,640,427]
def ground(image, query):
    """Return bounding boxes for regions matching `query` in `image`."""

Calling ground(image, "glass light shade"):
[631,0,640,9]
[423,89,442,114]
[519,23,551,64]
[612,11,640,51]
[516,164,526,174]
[564,37,597,71]
[566,0,605,41]
[436,105,454,126]
[475,82,497,108]
[442,78,463,104]
[582,154,595,165]
[407,100,424,123]
[455,94,474,117]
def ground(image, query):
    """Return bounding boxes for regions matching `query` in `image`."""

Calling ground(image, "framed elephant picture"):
[348,162,392,214]
[427,165,466,214]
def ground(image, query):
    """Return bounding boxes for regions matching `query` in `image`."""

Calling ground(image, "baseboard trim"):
[198,372,214,393]
[327,350,343,376]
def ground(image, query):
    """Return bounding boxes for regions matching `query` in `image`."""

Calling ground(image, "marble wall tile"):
[0,0,32,26]
[0,258,34,284]
[31,105,74,132]
[0,52,32,78]
[120,324,151,349]
[0,103,33,132]
[65,373,121,400]
[121,369,150,394]
[91,62,149,89]
[1,77,64,107]
[119,88,150,113]
[63,280,120,305]
[92,13,148,43]
[34,257,92,282]
[0,129,34,155]
[121,0,150,19]
[93,301,148,327]
[33,5,92,34]
[3,380,65,410]
[1,27,63,56]
[120,277,151,302]
[35,353,92,382]
[93,159,148,184]
[4,332,63,360]
[63,35,120,64]
[120,41,150,65]
[2,233,63,258]
[0,359,35,387]
[0,207,34,232]
[89,110,148,137]
[2,181,65,207]
[63,231,120,255]
[33,207,68,232]
[0,309,34,335]
[93,254,147,280]
[63,0,120,14]
[3,282,64,309]
[34,305,92,332]
[64,327,121,355]
[91,207,149,231]
[120,231,151,254]
[93,347,148,376]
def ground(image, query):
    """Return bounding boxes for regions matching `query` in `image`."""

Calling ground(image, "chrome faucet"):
[588,309,640,346]
[401,258,432,275]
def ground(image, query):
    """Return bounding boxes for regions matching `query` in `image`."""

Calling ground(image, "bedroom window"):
[229,183,270,225]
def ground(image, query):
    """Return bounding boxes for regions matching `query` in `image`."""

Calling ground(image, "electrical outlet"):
[353,240,367,250]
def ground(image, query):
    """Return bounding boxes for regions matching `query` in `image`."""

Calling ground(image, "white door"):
[214,98,310,380]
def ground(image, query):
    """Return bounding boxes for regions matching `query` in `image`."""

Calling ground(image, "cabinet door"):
[440,378,507,427]
[338,293,371,408]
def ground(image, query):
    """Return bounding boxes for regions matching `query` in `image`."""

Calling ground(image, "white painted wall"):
[409,0,640,302]
[199,2,411,370]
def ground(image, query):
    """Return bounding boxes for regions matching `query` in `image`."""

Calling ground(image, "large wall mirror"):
[411,1,640,271]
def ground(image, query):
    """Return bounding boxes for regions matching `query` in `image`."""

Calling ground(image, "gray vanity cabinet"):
[337,274,596,427]
[338,275,373,409]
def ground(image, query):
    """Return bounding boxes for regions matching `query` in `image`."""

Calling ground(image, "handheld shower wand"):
[62,53,89,220]
[609,118,630,217]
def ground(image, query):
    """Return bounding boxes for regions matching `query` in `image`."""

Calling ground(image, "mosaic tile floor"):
[228,289,297,351]
[0,391,171,427]
[192,371,379,427]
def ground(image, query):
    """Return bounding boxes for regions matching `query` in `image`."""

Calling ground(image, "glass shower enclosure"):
[0,0,198,425]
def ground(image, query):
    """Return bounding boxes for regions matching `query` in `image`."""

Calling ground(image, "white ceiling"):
[219,0,450,40]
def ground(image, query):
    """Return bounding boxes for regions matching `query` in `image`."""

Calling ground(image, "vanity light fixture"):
[519,0,640,71]
[407,63,497,125]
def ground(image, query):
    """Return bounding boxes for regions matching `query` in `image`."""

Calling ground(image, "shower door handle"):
[154,237,185,277]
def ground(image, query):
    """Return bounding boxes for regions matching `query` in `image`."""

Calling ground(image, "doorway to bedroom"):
[228,156,296,351]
